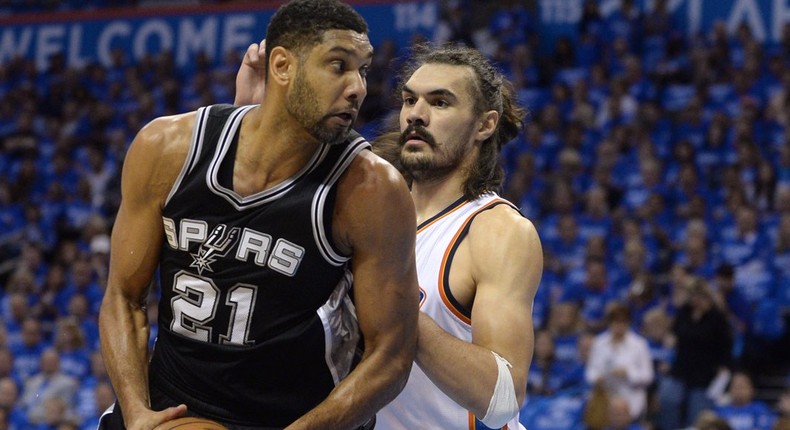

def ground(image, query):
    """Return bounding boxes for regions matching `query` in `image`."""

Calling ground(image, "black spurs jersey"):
[149,104,369,427]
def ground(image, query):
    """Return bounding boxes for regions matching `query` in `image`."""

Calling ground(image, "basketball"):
[154,417,229,430]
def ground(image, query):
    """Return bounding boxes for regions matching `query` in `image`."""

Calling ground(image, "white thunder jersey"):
[377,193,525,430]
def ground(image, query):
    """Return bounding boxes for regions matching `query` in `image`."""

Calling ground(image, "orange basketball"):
[154,417,229,430]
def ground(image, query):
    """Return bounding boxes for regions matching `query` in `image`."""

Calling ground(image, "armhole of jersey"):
[164,105,210,207]
[312,135,371,266]
[440,199,517,323]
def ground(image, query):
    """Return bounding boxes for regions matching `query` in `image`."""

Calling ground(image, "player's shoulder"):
[134,111,197,152]
[472,199,538,239]
[122,111,200,196]
[343,146,411,197]
[334,144,414,234]
[467,199,541,255]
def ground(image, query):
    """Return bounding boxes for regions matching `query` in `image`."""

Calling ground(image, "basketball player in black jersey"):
[98,1,419,429]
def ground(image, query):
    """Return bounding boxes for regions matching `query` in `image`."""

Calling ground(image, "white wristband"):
[481,351,520,428]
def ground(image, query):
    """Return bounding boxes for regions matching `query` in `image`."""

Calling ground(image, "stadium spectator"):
[657,277,733,430]
[528,329,582,397]
[713,371,777,430]
[0,376,26,429]
[51,318,90,381]
[604,396,647,430]
[10,318,47,382]
[774,386,790,430]
[546,301,584,368]
[585,303,653,420]
[561,257,617,332]
[20,349,78,426]
[74,351,109,425]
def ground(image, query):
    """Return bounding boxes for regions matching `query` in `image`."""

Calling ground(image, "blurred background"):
[0,1,789,429]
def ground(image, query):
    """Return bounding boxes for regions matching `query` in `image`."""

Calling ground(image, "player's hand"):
[235,39,267,105]
[127,404,187,430]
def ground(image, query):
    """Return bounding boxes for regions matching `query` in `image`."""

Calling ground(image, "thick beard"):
[398,124,471,182]
[286,69,350,145]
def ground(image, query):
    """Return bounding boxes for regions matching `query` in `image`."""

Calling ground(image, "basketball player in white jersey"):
[372,44,541,430]
[236,42,541,429]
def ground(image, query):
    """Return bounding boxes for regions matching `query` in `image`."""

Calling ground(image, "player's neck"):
[411,172,466,224]
[232,105,321,196]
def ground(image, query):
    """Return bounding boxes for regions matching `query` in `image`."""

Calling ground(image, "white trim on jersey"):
[206,104,331,210]
[311,134,370,266]
[165,105,210,207]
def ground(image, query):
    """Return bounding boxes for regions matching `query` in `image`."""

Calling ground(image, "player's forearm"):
[414,313,501,417]
[288,344,412,429]
[99,289,153,420]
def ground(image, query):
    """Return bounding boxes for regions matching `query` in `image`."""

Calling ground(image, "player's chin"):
[324,125,353,145]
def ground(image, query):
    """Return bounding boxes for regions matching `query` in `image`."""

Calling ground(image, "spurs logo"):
[190,224,240,274]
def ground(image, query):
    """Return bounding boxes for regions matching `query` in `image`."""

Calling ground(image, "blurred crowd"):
[1,0,790,429]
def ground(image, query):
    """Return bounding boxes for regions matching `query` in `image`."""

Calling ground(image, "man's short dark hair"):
[265,0,368,74]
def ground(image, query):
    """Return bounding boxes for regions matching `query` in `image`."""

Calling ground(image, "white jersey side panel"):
[378,193,525,430]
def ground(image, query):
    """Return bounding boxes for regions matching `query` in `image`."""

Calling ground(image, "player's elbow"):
[379,333,416,399]
[391,337,417,391]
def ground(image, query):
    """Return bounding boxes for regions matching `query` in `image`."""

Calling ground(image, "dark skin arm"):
[99,113,194,430]
[286,151,419,429]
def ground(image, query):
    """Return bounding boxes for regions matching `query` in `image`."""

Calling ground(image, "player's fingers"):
[244,43,260,63]
[159,404,188,423]
[258,39,266,56]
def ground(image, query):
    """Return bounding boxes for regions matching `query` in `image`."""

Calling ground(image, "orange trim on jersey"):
[467,412,510,429]
[438,198,512,326]
[417,200,470,234]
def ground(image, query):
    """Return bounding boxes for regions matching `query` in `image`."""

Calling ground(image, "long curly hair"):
[396,43,526,198]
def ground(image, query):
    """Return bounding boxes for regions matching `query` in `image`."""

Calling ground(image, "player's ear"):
[475,110,499,142]
[269,46,293,85]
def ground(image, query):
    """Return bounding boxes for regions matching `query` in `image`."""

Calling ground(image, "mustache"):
[398,124,437,147]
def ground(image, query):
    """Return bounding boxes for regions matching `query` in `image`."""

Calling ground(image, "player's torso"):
[149,104,369,426]
[159,104,361,342]
[378,193,524,430]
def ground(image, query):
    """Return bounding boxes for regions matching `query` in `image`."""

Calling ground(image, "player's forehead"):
[312,29,374,59]
[404,63,475,97]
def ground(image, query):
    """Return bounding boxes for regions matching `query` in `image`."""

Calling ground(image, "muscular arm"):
[99,114,193,430]
[416,206,542,418]
[287,152,419,430]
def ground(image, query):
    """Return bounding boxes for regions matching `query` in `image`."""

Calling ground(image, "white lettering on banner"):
[133,19,174,59]
[393,3,437,31]
[727,0,766,40]
[0,27,32,62]
[67,25,88,69]
[676,0,704,36]
[35,25,65,70]
[540,0,582,25]
[177,18,218,65]
[97,21,132,66]
[221,15,255,61]
[772,0,790,40]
